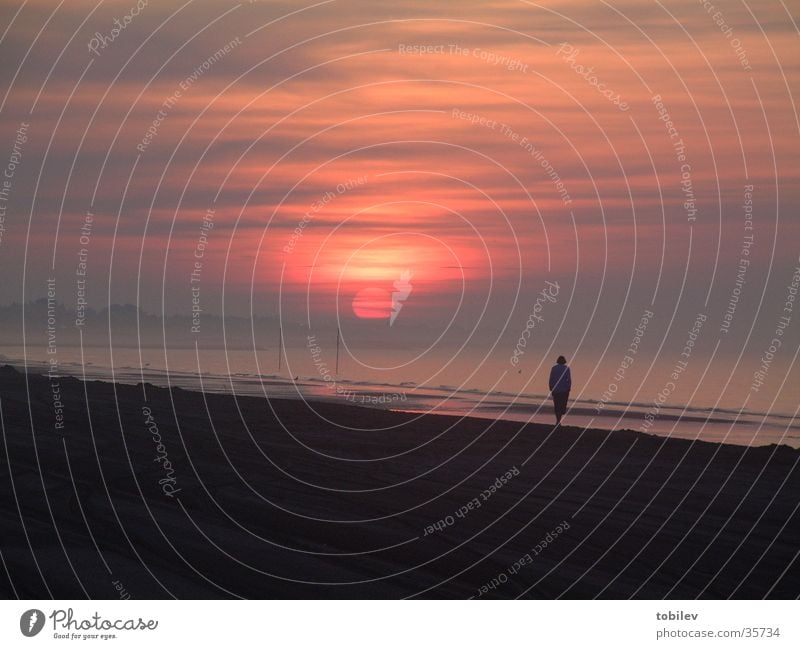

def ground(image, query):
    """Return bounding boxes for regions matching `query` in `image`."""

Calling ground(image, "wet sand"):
[0,366,797,598]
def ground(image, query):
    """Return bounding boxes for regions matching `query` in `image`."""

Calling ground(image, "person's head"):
[556,355,567,365]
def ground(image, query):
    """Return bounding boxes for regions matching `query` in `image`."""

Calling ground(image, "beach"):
[0,365,797,599]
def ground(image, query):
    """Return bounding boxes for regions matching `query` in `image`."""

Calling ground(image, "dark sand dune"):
[0,366,797,599]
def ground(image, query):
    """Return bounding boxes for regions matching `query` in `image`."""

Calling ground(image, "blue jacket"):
[549,364,571,393]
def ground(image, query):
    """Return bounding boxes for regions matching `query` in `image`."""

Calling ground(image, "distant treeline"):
[0,300,461,350]
[0,300,282,348]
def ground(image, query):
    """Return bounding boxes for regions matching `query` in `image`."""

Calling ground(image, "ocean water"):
[2,343,797,448]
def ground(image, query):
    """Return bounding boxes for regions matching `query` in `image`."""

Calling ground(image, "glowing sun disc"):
[352,287,392,319]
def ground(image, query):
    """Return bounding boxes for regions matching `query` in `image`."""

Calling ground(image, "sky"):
[0,0,798,387]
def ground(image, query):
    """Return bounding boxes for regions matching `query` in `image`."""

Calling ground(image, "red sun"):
[352,287,392,319]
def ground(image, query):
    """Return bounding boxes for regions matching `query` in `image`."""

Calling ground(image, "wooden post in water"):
[277,326,282,372]
[335,327,340,375]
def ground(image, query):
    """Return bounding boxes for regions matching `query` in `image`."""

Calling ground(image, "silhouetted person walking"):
[549,355,571,424]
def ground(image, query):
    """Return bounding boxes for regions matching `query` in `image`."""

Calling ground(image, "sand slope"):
[0,366,797,598]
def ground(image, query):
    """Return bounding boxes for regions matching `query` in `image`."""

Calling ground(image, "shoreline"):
[3,357,797,448]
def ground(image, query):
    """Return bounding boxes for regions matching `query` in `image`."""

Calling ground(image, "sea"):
[2,342,797,448]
